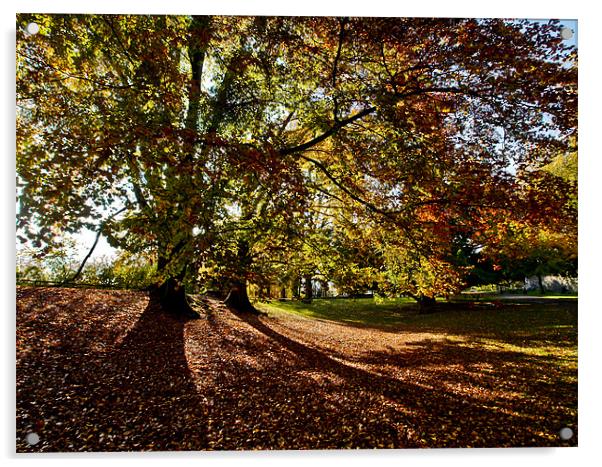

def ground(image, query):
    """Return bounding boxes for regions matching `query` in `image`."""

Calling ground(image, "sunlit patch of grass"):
[259,299,577,336]
[258,298,417,327]
[444,335,577,366]
[524,290,578,298]
[259,299,578,376]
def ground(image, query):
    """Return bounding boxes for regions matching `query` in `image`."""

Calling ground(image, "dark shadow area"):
[196,308,410,449]
[360,303,576,351]
[355,339,576,409]
[17,296,208,452]
[395,302,578,350]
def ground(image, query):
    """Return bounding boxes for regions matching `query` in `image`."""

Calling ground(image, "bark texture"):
[224,279,258,314]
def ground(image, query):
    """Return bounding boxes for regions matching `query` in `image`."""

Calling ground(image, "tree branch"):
[331,18,348,122]
[298,155,440,255]
[279,86,484,157]
[279,106,376,156]
[185,15,212,135]
[380,42,398,94]
[102,16,136,68]
[398,86,484,100]
[309,183,346,204]
[17,51,134,90]
[126,152,149,210]
[299,154,394,220]
[277,109,297,138]
[64,206,128,284]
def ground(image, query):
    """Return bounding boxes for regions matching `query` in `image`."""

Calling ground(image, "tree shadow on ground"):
[232,310,577,448]
[282,301,578,351]
[16,288,577,451]
[17,297,208,452]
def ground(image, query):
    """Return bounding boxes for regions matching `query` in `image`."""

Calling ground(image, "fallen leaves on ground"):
[16,287,577,451]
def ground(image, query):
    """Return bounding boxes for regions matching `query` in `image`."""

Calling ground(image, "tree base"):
[224,282,260,315]
[152,279,201,319]
[416,295,437,313]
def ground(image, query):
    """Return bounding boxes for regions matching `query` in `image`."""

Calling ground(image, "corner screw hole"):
[559,427,573,440]
[25,432,40,445]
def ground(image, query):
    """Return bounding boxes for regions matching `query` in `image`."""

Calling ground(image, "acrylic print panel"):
[16,13,577,451]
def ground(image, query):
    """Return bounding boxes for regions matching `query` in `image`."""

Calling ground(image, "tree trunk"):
[537,274,545,294]
[154,276,200,319]
[417,295,437,313]
[223,237,259,313]
[292,276,301,299]
[320,279,329,298]
[153,248,200,319]
[303,273,313,303]
[224,279,258,314]
[280,285,286,299]
[146,15,213,322]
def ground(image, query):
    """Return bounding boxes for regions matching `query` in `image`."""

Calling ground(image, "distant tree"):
[479,139,577,292]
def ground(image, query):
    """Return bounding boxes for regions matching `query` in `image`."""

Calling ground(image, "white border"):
[3,1,599,467]
[7,0,583,17]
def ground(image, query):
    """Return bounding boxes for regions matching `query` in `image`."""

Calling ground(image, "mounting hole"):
[560,27,573,40]
[559,427,574,440]
[25,432,40,445]
[26,22,40,35]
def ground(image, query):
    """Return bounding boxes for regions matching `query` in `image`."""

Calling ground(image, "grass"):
[523,291,578,298]
[257,296,577,330]
[257,297,578,369]
[450,294,578,304]
[257,297,418,327]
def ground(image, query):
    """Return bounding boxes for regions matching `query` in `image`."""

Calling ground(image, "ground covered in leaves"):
[16,287,577,451]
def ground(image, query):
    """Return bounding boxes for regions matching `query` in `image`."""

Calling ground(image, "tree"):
[17,15,576,315]
[198,172,308,312]
[473,137,578,292]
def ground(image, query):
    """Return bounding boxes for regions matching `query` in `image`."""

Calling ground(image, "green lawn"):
[257,297,417,327]
[453,293,578,302]
[258,297,576,329]
[523,291,578,298]
[257,297,578,362]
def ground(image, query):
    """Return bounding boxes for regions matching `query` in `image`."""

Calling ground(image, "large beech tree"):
[17,15,576,315]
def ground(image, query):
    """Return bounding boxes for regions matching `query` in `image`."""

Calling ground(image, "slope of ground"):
[16,287,577,451]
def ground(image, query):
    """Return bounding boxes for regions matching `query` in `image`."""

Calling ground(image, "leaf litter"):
[16,287,577,451]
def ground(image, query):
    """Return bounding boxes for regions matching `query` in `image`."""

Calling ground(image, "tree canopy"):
[16,14,577,314]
